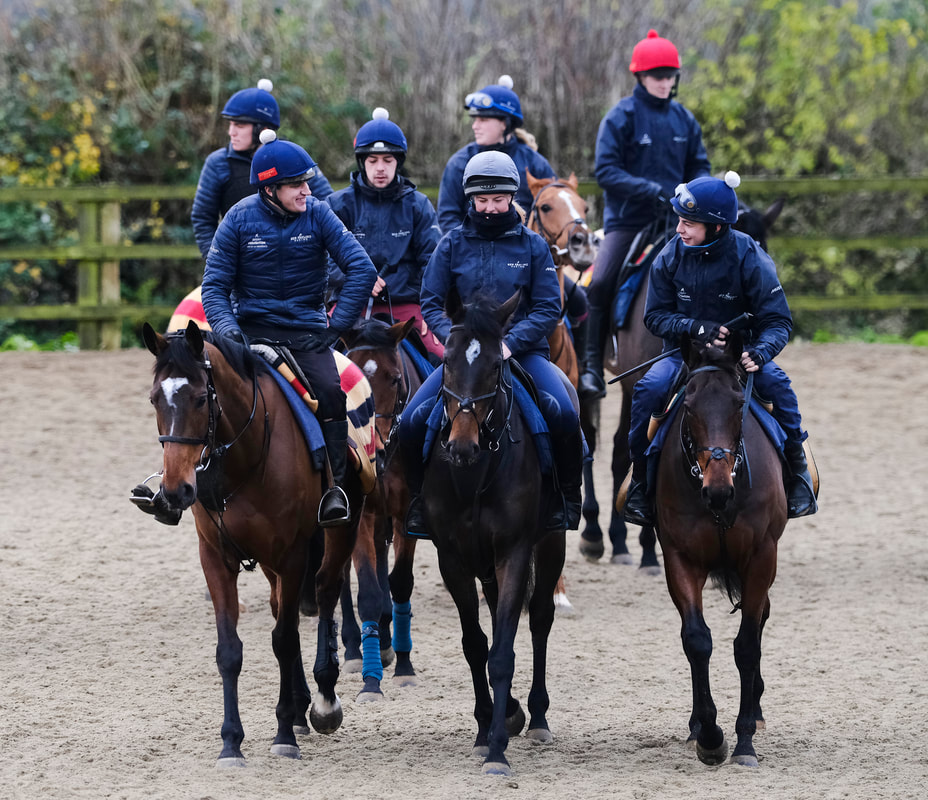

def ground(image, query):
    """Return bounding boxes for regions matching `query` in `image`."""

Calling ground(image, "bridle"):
[528,181,590,261]
[343,342,411,456]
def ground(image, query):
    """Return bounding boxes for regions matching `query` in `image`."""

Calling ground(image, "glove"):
[322,327,343,349]
[689,319,721,344]
[747,349,766,368]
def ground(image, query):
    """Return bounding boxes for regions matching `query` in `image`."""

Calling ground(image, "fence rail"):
[2,177,927,349]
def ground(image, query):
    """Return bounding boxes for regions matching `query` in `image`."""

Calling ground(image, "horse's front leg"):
[525,530,565,744]
[199,537,245,767]
[435,548,492,761]
[309,524,356,734]
[353,512,385,702]
[578,396,605,561]
[389,525,418,685]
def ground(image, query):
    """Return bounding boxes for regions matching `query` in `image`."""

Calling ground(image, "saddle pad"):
[400,338,436,382]
[611,266,647,330]
[167,285,209,332]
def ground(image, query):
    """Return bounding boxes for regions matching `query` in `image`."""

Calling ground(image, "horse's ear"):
[185,320,205,356]
[763,198,785,230]
[142,322,167,356]
[446,286,465,323]
[565,172,579,190]
[389,318,416,344]
[525,168,542,197]
[497,290,522,329]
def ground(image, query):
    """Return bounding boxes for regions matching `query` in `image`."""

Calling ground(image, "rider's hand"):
[502,342,512,360]
[689,320,725,345]
[371,276,386,298]
[322,327,343,349]
[740,349,765,372]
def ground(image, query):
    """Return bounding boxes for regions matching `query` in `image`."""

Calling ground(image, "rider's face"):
[676,217,710,246]
[473,194,513,215]
[640,73,676,100]
[273,181,311,213]
[228,121,254,152]
[364,154,398,188]
[471,116,507,146]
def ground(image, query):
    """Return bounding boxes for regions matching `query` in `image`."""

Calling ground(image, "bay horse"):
[338,316,424,700]
[142,321,362,765]
[655,332,786,767]
[579,199,785,571]
[422,289,565,777]
[525,168,597,389]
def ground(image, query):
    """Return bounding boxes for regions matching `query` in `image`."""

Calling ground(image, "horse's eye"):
[195,394,208,408]
[149,396,155,406]
[540,204,552,213]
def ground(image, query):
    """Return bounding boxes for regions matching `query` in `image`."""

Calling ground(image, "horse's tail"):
[709,568,742,605]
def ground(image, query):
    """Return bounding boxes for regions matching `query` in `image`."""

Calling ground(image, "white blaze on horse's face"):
[465,338,481,365]
[362,358,378,378]
[557,188,589,230]
[161,377,189,409]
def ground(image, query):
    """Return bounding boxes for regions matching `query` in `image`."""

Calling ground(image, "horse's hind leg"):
[579,397,605,561]
[526,530,566,744]
[199,538,246,766]
[353,513,386,702]
[389,525,418,685]
[375,519,395,668]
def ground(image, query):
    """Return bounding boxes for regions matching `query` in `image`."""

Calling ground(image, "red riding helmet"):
[629,29,681,74]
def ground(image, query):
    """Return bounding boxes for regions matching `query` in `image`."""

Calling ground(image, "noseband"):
[680,365,746,485]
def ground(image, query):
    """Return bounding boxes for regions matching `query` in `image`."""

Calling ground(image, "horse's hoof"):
[729,754,759,768]
[380,646,396,668]
[696,737,728,766]
[525,727,554,744]
[481,761,512,777]
[392,673,418,688]
[610,553,635,565]
[292,724,310,736]
[269,743,301,759]
[553,593,576,616]
[310,696,343,734]
[342,658,363,674]
[638,564,662,577]
[506,703,526,737]
[579,537,604,562]
[356,688,385,704]
[216,756,246,768]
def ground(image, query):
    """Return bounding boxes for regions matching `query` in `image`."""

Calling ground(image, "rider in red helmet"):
[579,30,711,400]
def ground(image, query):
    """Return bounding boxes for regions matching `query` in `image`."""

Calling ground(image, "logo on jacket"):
[290,233,313,244]
[639,133,652,146]
[507,260,528,270]
[719,292,737,301]
[246,235,268,250]
[677,287,691,302]
[673,136,688,143]
[391,230,411,238]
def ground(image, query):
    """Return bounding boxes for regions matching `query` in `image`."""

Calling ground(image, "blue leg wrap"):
[361,621,383,681]
[392,601,413,652]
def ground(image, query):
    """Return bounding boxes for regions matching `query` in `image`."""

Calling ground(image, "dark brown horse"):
[338,317,424,700]
[142,321,362,765]
[579,199,785,571]
[422,290,565,777]
[655,333,786,767]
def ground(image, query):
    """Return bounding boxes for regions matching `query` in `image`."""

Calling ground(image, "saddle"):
[250,343,377,494]
[612,217,675,330]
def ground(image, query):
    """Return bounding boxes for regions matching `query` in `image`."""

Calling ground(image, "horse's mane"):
[689,340,745,382]
[154,329,261,382]
[455,293,508,342]
[351,317,396,350]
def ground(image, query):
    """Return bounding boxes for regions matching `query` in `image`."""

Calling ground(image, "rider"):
[578,30,711,400]
[400,151,585,536]
[326,107,443,358]
[190,78,333,260]
[200,130,376,526]
[623,172,818,525]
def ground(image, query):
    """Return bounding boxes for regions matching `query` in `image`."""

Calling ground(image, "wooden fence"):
[1,178,927,349]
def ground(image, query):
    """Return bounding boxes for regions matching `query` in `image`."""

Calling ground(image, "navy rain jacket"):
[191,143,334,259]
[326,173,441,303]
[437,137,556,234]
[420,214,560,357]
[202,193,376,338]
[595,84,710,234]
[644,228,792,367]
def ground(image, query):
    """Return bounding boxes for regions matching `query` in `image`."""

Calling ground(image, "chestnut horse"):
[654,333,786,767]
[579,199,785,571]
[142,321,362,765]
[422,290,565,777]
[338,317,424,700]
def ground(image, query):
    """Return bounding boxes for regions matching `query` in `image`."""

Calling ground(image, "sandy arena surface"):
[1,342,926,799]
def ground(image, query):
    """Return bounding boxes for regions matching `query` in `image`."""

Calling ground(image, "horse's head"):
[734,198,785,252]
[526,169,597,271]
[343,317,415,452]
[440,289,519,467]
[680,332,746,516]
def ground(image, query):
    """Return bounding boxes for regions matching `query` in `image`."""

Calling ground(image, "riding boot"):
[571,315,590,375]
[783,439,818,519]
[129,482,183,526]
[547,426,584,532]
[319,420,351,527]
[578,306,608,400]
[623,458,653,527]
[399,435,430,539]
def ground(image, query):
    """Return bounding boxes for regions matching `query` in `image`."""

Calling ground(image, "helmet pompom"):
[259,128,278,145]
[372,107,389,120]
[724,170,741,189]
[256,78,274,92]
[498,74,514,90]
[647,29,659,39]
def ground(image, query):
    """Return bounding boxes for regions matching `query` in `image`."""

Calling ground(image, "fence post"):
[76,199,122,349]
